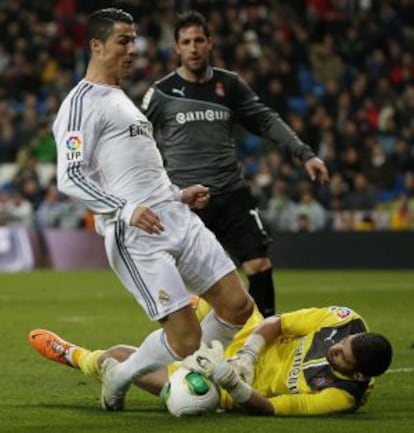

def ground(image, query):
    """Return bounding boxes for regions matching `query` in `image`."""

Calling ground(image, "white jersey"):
[53,79,178,232]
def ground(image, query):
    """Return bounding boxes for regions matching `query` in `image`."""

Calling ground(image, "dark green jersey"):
[141,67,315,194]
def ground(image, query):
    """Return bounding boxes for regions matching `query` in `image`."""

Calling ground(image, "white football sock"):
[112,329,178,388]
[201,310,242,349]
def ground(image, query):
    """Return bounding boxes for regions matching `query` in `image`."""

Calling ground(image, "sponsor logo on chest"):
[287,336,306,394]
[129,120,153,138]
[175,109,230,125]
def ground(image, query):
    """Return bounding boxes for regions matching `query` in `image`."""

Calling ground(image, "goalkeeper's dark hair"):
[174,10,210,41]
[86,8,134,47]
[352,333,392,377]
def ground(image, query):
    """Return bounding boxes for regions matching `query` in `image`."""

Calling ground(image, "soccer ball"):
[161,367,220,417]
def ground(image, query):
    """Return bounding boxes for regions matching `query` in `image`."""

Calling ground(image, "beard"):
[185,57,208,75]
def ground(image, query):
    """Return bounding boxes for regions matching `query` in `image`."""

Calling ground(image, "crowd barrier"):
[0,228,413,271]
[0,228,108,271]
[269,231,414,269]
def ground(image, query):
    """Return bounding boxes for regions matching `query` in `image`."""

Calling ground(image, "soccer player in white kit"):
[52,8,254,411]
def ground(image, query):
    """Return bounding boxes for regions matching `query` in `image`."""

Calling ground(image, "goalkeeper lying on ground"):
[28,300,392,416]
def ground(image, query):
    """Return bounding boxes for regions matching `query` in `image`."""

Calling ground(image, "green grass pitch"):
[1,270,413,433]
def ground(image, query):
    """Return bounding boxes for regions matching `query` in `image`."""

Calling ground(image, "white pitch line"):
[386,367,414,374]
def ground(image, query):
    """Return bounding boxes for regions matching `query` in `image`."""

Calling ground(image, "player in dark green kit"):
[141,11,329,317]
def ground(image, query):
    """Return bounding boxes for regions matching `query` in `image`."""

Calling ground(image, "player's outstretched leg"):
[28,329,79,368]
[101,358,131,411]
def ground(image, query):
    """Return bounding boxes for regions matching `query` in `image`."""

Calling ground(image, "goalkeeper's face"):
[326,335,358,375]
[175,25,213,76]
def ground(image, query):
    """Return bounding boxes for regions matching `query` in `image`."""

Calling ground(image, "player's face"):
[326,335,358,375]
[175,25,213,76]
[95,22,137,80]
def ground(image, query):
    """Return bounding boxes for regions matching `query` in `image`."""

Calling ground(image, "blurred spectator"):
[389,195,414,230]
[262,178,297,232]
[291,189,327,231]
[0,120,19,163]
[10,157,39,191]
[345,172,377,211]
[58,198,88,229]
[35,182,67,227]
[0,187,33,227]
[318,172,348,210]
[364,142,396,194]
[20,178,43,211]
[310,35,345,85]
[27,120,57,163]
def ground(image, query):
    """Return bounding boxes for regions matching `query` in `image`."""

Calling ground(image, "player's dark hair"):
[86,8,133,46]
[352,333,392,377]
[174,10,210,41]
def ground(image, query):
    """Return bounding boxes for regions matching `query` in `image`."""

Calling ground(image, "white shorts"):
[104,201,236,320]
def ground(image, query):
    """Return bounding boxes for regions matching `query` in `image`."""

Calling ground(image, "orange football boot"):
[28,329,76,367]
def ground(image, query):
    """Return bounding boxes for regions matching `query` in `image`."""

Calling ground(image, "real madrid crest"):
[158,289,170,305]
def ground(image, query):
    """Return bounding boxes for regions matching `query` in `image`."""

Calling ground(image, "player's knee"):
[217,292,254,325]
[167,328,202,359]
[235,293,255,323]
[102,344,136,363]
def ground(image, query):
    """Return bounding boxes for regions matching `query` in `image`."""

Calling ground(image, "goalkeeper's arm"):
[228,315,282,385]
[214,360,275,415]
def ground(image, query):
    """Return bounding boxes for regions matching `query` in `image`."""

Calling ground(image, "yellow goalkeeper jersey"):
[221,306,374,416]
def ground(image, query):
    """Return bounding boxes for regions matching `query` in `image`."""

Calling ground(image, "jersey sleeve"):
[281,306,360,336]
[140,86,163,128]
[232,76,315,162]
[270,387,356,416]
[53,97,135,225]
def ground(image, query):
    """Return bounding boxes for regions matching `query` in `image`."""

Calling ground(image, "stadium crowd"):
[0,0,413,234]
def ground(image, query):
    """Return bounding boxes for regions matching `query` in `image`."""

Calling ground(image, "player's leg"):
[100,219,204,410]
[178,211,254,348]
[206,187,276,317]
[28,329,169,397]
[80,345,168,396]
[236,190,275,317]
[200,270,253,347]
[242,257,275,318]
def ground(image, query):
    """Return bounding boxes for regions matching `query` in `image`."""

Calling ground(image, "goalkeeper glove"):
[228,334,265,385]
[183,340,252,404]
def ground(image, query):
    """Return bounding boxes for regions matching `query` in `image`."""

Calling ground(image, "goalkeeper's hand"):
[183,340,253,404]
[227,334,264,385]
[227,351,256,385]
[182,340,240,387]
[183,340,225,378]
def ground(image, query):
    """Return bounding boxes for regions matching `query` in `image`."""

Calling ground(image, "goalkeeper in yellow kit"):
[28,301,392,416]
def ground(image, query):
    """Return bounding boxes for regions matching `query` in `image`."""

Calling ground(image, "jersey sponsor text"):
[175,109,230,125]
[287,336,306,394]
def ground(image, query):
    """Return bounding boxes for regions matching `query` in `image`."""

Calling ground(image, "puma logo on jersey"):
[324,329,338,343]
[172,87,186,97]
